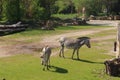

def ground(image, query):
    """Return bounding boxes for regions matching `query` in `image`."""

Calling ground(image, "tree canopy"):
[0,0,120,23]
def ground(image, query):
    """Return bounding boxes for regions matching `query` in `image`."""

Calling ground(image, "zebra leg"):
[59,48,62,57]
[48,58,51,68]
[41,59,44,65]
[43,68,45,71]
[43,65,45,71]
[59,46,65,58]
[47,65,49,70]
[76,49,80,60]
[72,49,76,59]
[46,61,49,70]
[43,60,47,71]
[62,47,65,58]
[42,60,45,71]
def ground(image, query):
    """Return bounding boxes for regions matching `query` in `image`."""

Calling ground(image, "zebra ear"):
[80,40,84,44]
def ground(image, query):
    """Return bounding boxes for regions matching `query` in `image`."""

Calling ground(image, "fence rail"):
[0,24,28,36]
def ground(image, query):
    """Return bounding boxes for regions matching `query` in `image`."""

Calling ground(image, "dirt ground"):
[0,20,119,57]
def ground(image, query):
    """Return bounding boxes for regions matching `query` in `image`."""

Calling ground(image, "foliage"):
[52,13,77,20]
[0,0,2,16]
[20,0,43,20]
[0,0,58,22]
[2,0,21,22]
[100,0,119,15]
[0,0,120,23]
[39,0,58,20]
[55,0,76,14]
[56,0,120,16]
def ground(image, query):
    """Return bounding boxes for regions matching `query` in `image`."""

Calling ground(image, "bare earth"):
[0,20,119,57]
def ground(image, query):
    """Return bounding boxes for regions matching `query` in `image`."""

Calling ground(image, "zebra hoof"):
[63,56,65,58]
[47,68,49,70]
[77,58,80,60]
[59,55,61,57]
[43,68,45,71]
[48,65,51,68]
[71,57,73,59]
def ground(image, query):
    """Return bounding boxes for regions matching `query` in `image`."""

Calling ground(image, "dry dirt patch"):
[0,26,116,57]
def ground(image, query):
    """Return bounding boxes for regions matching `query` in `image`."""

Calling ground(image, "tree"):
[20,0,43,20]
[2,0,21,22]
[73,0,87,16]
[101,0,119,15]
[113,0,120,15]
[56,0,76,14]
[0,0,3,15]
[39,0,58,20]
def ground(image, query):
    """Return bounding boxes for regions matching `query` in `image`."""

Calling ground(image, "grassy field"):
[52,14,78,20]
[1,25,108,43]
[0,25,119,80]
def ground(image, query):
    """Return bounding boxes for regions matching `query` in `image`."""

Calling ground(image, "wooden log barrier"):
[0,22,28,35]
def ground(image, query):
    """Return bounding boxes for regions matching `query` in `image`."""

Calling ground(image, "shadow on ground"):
[72,58,103,64]
[50,65,68,73]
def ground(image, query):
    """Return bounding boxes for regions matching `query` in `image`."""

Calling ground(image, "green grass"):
[0,25,119,80]
[0,46,117,80]
[55,25,104,30]
[52,14,77,20]
[10,25,111,38]
[88,29,116,38]
[1,25,110,43]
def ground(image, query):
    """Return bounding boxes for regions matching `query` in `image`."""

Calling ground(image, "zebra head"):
[85,38,91,48]
[78,37,91,48]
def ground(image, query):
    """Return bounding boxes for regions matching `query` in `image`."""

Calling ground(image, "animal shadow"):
[50,65,68,73]
[73,58,103,64]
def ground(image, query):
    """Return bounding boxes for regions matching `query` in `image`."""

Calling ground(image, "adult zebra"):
[59,37,91,59]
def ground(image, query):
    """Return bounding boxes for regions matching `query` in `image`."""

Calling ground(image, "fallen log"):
[0,22,28,36]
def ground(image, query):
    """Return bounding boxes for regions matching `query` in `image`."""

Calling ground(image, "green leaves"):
[2,0,20,22]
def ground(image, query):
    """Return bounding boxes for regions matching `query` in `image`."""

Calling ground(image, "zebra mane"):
[77,37,90,40]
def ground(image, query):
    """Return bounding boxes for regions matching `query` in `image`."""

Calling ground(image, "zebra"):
[59,37,91,59]
[40,45,52,70]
